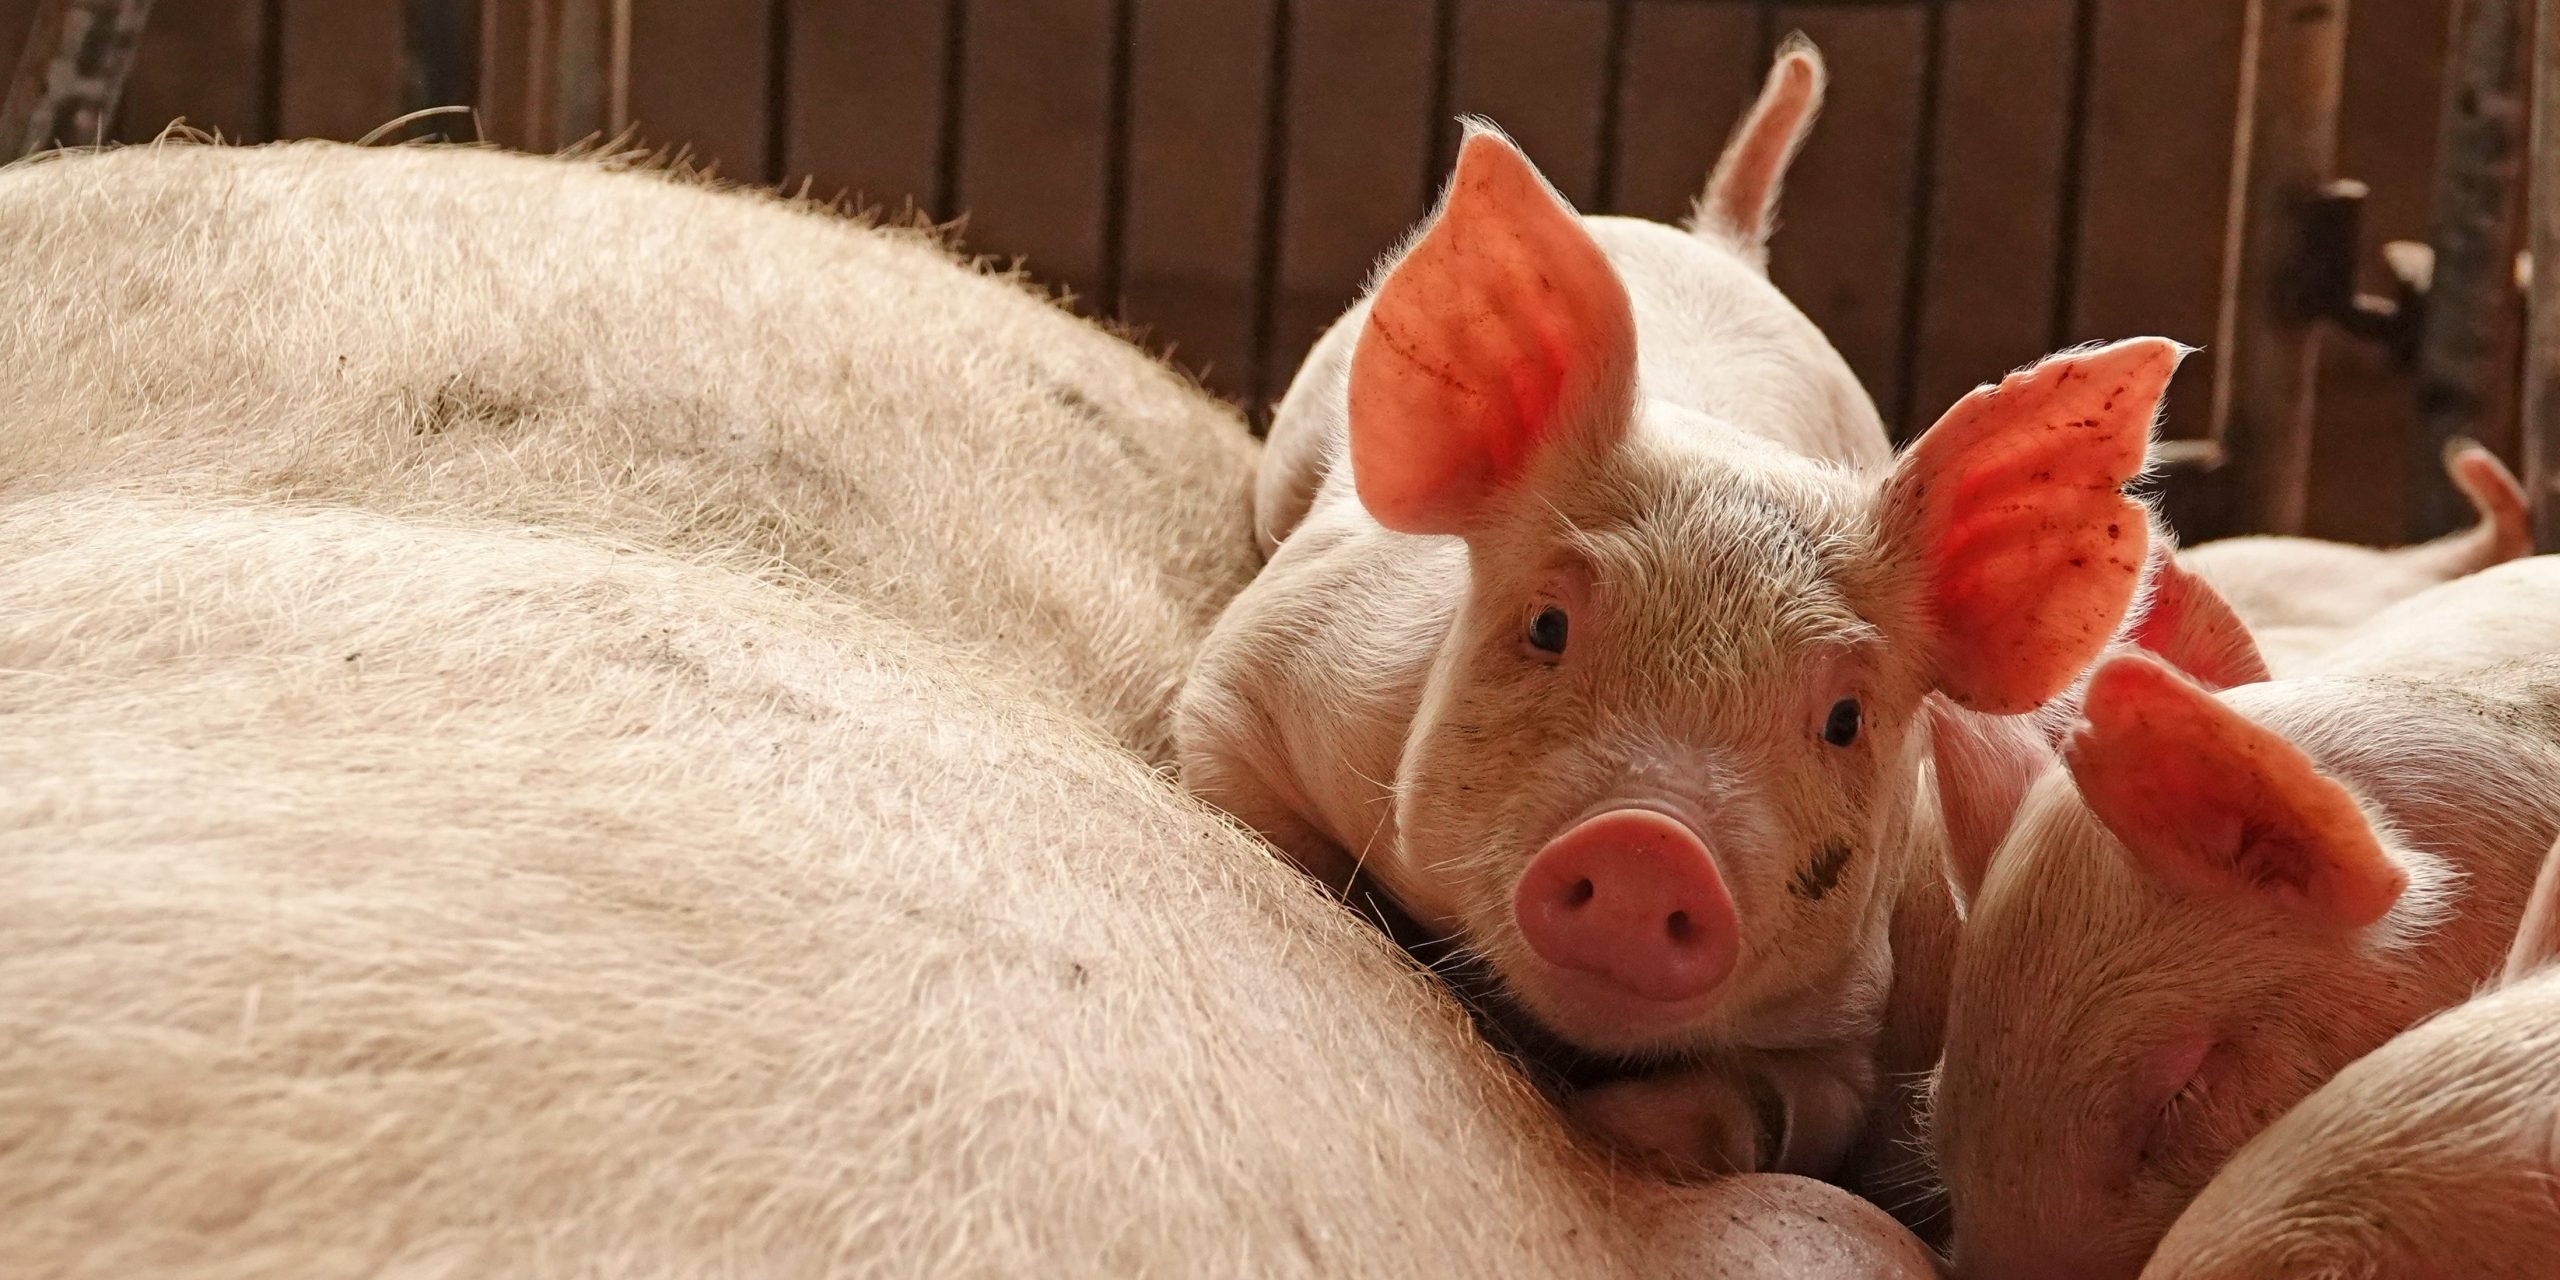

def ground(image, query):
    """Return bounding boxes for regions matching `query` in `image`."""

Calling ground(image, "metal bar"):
[2,0,156,160]
[2410,0,2530,538]
[2526,0,2560,550]
[2205,0,2349,535]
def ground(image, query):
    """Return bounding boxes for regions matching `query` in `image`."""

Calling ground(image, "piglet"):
[2138,832,2560,1280]
[2179,437,2529,672]
[1929,555,2560,1280]
[1177,38,2180,1178]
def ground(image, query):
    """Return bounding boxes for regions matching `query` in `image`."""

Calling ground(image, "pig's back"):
[0,142,1259,761]
[2298,555,2560,683]
[1583,216,1891,471]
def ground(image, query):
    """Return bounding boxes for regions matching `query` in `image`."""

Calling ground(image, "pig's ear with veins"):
[1346,126,1638,537]
[2065,652,2406,931]
[1882,337,2184,715]
[2499,833,2560,984]
[1694,36,1825,267]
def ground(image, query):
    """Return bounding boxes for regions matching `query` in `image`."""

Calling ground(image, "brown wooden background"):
[0,0,2506,544]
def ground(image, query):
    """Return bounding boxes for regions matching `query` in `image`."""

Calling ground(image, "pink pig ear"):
[1694,37,1826,265]
[2065,653,2406,930]
[1882,338,2184,714]
[1347,128,1638,536]
[2129,554,2271,691]
[2500,834,2560,984]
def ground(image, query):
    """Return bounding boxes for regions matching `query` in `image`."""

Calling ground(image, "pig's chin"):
[1496,957,1729,1056]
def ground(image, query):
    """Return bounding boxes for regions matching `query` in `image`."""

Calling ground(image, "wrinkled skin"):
[0,142,1942,1278]
[1932,558,2560,1280]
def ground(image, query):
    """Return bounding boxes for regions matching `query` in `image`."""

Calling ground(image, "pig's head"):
[2137,833,2560,1280]
[1339,107,2181,1060]
[1931,652,2462,1280]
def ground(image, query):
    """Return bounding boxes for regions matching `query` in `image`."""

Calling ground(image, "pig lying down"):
[2141,832,2560,1280]
[1180,41,2181,1177]
[0,141,1937,1276]
[1930,556,2560,1279]
[2179,437,2531,671]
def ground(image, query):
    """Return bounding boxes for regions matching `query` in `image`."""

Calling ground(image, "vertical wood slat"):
[278,0,403,140]
[2206,0,2350,537]
[1119,0,1276,397]
[2409,0,2533,538]
[2071,0,2246,461]
[952,0,1115,309]
[478,0,628,153]
[1766,4,1929,428]
[2526,0,2560,550]
[1265,0,1440,405]
[1439,0,1612,209]
[783,0,948,216]
[399,0,476,142]
[624,0,772,179]
[1906,0,2074,434]
[1605,2,1759,228]
[116,0,269,142]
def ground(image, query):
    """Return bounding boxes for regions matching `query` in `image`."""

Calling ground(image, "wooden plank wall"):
[0,0,2502,542]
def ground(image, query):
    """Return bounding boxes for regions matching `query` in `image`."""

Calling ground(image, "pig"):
[0,488,1940,1280]
[0,140,1939,1276]
[2179,437,2531,672]
[0,139,1259,764]
[1178,38,2182,1177]
[2138,832,2560,1280]
[1928,555,2560,1279]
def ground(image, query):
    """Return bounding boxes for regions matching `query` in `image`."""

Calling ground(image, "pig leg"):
[1568,1041,1877,1178]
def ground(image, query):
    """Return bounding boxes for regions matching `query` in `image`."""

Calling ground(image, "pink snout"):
[1512,808,1738,1005]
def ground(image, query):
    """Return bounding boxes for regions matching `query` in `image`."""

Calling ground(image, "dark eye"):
[1527,606,1569,655]
[1822,698,1861,747]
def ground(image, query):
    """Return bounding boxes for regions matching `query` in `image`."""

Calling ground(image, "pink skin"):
[1515,806,1742,1007]
[1177,48,2180,1177]
[1930,617,2560,1279]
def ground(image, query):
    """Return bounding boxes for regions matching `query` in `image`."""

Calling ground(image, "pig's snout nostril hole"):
[1565,878,1595,908]
[1665,910,1692,942]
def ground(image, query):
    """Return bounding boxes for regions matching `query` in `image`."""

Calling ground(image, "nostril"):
[1513,807,1738,1004]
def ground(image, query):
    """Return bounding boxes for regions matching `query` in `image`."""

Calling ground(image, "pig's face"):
[1931,655,2448,1280]
[1389,441,1928,1052]
[1337,127,2180,1059]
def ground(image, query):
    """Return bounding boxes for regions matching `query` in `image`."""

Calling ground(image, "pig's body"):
[2139,856,2560,1280]
[0,141,1257,764]
[2178,440,2530,673]
[0,144,1943,1276]
[1933,556,2560,1280]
